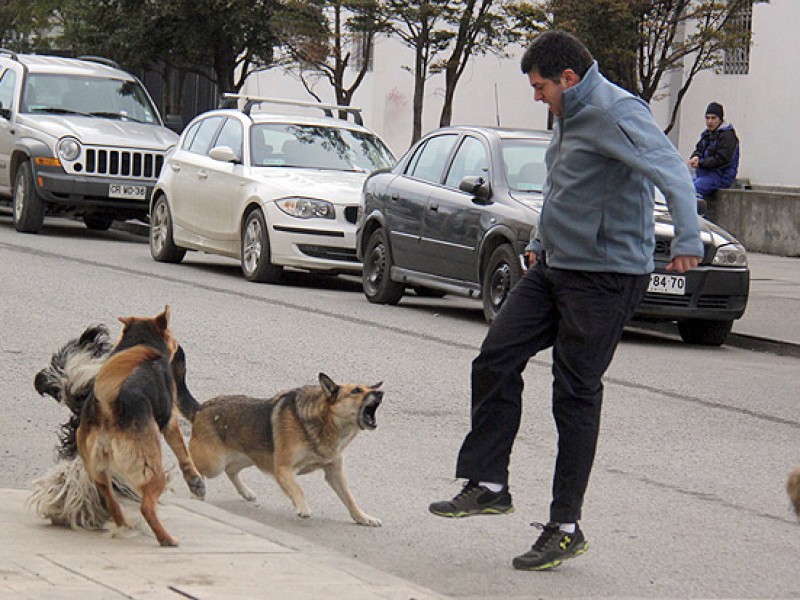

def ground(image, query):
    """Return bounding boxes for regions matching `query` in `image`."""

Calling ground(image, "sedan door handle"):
[428,202,439,212]
[390,193,400,201]
[197,171,208,180]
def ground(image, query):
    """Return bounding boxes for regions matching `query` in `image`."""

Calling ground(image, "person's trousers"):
[455,260,650,523]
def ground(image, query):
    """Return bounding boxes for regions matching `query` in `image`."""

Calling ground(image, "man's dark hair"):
[520,30,594,81]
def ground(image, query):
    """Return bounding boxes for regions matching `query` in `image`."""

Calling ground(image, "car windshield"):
[502,139,549,192]
[250,123,396,172]
[21,74,159,124]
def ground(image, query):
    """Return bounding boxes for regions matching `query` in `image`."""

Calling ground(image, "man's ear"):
[561,69,581,89]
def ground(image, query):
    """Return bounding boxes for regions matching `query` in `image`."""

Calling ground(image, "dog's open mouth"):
[358,393,382,430]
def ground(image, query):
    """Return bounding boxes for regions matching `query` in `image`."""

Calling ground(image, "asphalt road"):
[1,215,798,599]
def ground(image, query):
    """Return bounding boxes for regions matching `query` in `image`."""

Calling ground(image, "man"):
[689,101,740,198]
[428,30,703,571]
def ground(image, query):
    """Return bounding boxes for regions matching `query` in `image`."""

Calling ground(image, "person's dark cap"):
[705,102,724,120]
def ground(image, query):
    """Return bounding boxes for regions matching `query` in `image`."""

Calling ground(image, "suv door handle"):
[428,202,439,212]
[390,193,400,201]
[197,171,208,180]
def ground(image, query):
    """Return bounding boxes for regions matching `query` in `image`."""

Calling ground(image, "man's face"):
[528,69,579,117]
[705,114,722,131]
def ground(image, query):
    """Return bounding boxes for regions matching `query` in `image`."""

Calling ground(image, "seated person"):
[688,102,739,198]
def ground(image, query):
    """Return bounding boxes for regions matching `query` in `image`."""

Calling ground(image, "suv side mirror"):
[459,175,491,203]
[208,145,239,163]
[164,114,184,133]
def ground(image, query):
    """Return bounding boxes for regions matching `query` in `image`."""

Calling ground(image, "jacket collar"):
[562,61,602,118]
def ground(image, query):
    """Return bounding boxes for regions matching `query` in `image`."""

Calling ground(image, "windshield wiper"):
[29,107,91,117]
[89,111,147,123]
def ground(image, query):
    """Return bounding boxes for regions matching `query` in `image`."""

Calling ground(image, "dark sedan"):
[356,126,749,345]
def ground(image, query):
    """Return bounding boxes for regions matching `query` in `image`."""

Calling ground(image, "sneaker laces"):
[452,480,480,502]
[528,521,562,551]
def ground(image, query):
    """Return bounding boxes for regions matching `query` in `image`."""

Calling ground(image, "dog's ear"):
[118,316,134,328]
[155,305,171,332]
[318,373,339,400]
[370,381,383,390]
[79,324,108,347]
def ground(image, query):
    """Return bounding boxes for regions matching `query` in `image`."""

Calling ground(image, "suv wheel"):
[677,318,733,346]
[150,196,186,263]
[482,244,522,323]
[241,209,282,283]
[13,161,45,233]
[83,214,114,231]
[363,228,404,305]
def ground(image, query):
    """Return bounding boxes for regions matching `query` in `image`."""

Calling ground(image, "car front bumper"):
[634,265,750,322]
[264,203,362,274]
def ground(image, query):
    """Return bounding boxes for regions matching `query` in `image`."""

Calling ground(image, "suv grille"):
[71,148,166,180]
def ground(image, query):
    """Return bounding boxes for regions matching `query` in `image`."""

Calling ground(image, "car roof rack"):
[77,55,121,69]
[221,93,364,126]
[0,48,19,61]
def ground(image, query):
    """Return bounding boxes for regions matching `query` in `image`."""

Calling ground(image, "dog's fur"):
[177,367,383,526]
[33,307,204,546]
[789,467,800,519]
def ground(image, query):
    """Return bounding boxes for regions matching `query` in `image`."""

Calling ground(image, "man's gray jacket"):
[527,62,703,274]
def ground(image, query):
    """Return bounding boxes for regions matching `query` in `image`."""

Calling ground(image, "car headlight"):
[57,137,81,161]
[275,197,335,219]
[712,243,748,267]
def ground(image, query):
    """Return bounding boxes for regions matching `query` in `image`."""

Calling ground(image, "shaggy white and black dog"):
[29,324,141,530]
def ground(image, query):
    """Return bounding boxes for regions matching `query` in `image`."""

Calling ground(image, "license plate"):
[648,273,686,295]
[109,184,147,200]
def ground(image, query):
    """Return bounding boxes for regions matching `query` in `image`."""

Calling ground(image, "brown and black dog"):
[77,306,203,546]
[789,467,800,519]
[175,366,383,526]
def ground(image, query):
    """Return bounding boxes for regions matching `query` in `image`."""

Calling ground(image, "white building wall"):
[244,1,792,186]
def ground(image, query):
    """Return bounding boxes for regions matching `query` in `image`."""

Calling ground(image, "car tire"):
[482,244,522,323]
[362,228,404,305]
[150,196,186,263]
[241,209,283,283]
[13,161,45,234]
[677,319,733,346]
[83,214,114,231]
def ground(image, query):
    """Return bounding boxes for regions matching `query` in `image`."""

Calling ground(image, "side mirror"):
[164,114,184,133]
[459,175,491,203]
[0,102,10,120]
[208,145,239,163]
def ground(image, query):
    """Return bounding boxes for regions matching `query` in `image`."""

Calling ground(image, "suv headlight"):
[712,243,748,267]
[57,137,81,162]
[275,197,335,219]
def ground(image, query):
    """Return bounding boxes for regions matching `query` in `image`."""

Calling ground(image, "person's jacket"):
[691,123,739,185]
[527,62,702,274]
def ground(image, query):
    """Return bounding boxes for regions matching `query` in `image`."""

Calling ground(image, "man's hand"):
[525,251,537,270]
[688,156,699,169]
[666,255,701,273]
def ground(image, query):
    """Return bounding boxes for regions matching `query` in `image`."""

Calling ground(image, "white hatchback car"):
[149,96,396,282]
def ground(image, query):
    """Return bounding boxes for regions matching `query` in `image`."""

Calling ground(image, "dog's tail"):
[94,345,162,409]
[789,467,800,519]
[172,345,201,423]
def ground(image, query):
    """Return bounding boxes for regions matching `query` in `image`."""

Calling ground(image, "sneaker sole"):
[429,506,515,518]
[512,541,589,571]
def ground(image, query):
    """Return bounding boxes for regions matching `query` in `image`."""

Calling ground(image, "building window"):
[723,0,753,75]
[350,32,373,72]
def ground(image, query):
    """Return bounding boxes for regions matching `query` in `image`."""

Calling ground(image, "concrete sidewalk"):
[0,488,444,600]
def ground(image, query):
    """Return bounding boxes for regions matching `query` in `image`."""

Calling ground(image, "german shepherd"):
[76,306,203,546]
[789,467,800,519]
[176,367,383,527]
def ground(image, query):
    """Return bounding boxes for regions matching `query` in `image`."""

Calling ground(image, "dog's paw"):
[296,509,311,519]
[239,489,257,502]
[159,535,179,547]
[188,476,206,500]
[355,514,382,527]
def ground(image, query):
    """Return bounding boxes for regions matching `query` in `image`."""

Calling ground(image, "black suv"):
[356,126,750,345]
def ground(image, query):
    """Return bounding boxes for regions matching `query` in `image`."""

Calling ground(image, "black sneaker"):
[429,480,514,518]
[512,522,589,571]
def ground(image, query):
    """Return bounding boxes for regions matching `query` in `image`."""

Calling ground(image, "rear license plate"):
[109,184,147,200]
[648,273,686,295]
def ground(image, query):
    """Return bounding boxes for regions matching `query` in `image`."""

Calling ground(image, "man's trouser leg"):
[455,262,558,485]
[548,269,650,523]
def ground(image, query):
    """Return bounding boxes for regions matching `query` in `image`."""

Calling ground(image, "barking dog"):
[789,467,800,519]
[177,368,383,526]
